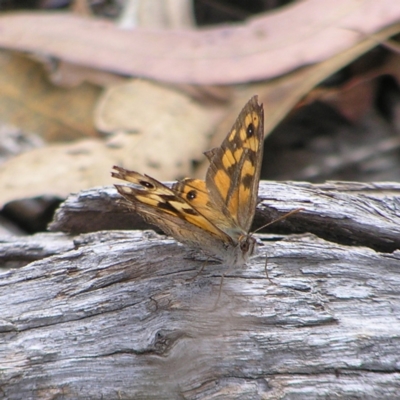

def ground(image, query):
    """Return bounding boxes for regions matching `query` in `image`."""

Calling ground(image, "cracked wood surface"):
[1,181,400,399]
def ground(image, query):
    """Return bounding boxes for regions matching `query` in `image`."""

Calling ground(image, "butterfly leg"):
[264,256,274,285]
[212,272,226,310]
[186,258,209,282]
[211,266,235,310]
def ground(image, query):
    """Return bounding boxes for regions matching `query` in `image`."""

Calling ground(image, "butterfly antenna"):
[187,257,210,282]
[264,257,274,285]
[253,208,304,234]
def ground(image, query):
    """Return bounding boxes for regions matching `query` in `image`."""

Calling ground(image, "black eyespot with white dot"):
[187,190,197,200]
[140,180,154,189]
[247,122,255,138]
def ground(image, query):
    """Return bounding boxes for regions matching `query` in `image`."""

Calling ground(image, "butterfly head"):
[230,233,257,266]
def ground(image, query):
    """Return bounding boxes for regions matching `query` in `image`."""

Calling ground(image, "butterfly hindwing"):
[112,167,234,252]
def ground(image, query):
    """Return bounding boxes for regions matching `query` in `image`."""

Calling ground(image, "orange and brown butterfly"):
[111,95,264,266]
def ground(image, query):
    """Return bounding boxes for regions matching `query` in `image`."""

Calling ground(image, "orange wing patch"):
[221,149,236,170]
[172,178,228,228]
[213,169,230,202]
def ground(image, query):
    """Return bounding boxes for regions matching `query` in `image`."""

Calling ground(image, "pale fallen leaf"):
[0,81,226,206]
[0,123,44,164]
[95,79,226,179]
[0,51,99,141]
[42,0,195,87]
[41,60,127,88]
[0,139,112,206]
[0,0,399,84]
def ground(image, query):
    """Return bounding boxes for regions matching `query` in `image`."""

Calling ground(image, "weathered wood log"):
[1,181,400,399]
[49,182,400,251]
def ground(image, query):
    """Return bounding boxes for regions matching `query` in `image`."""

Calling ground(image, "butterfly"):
[112,95,264,267]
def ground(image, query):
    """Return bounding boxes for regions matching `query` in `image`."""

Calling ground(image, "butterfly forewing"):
[205,96,264,234]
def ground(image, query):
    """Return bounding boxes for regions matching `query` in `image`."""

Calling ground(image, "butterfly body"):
[112,96,264,267]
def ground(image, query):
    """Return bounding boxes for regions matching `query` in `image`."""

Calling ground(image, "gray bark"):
[1,181,400,399]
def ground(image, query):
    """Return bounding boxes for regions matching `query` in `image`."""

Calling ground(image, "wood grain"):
[1,181,400,398]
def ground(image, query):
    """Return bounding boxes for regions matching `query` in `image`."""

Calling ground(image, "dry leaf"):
[0,81,226,206]
[0,51,99,141]
[95,79,226,179]
[0,0,399,84]
[42,60,127,88]
[0,139,112,206]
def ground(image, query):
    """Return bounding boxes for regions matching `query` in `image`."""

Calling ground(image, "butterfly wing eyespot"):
[186,190,197,200]
[172,178,230,230]
[112,166,157,191]
[246,122,255,138]
[140,180,154,189]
